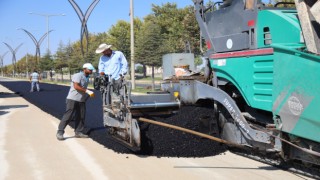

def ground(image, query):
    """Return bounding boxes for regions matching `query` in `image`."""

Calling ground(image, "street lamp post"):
[29,12,65,53]
[3,42,23,77]
[130,0,135,89]
[26,46,29,78]
[0,51,9,77]
[17,28,51,66]
[68,0,100,56]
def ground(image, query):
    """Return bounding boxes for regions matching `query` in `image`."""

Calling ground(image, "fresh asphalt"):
[0,78,226,157]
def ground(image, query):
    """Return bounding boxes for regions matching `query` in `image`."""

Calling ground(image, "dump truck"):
[94,0,320,178]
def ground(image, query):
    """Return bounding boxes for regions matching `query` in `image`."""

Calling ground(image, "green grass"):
[135,74,162,82]
[134,75,162,81]
[15,76,160,93]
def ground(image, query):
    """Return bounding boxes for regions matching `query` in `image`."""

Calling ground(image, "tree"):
[136,21,163,90]
[103,18,143,78]
[40,50,54,72]
[146,3,179,53]
[268,0,295,7]
[180,6,202,55]
[106,20,131,57]
[54,41,69,81]
[9,3,207,82]
[86,33,106,68]
[145,3,197,54]
[15,53,33,76]
[274,0,296,8]
[142,3,203,60]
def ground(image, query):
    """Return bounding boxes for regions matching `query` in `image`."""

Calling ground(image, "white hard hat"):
[83,63,95,70]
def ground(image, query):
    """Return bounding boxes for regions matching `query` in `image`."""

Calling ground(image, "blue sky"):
[0,0,193,66]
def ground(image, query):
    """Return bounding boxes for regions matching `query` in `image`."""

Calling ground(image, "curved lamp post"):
[17,28,52,65]
[0,51,9,77]
[68,0,100,56]
[29,12,65,54]
[3,42,23,77]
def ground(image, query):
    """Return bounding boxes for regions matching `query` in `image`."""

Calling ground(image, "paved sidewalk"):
[0,84,110,179]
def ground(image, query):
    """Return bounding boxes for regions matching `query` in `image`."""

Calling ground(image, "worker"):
[56,63,95,141]
[95,43,128,106]
[30,70,41,92]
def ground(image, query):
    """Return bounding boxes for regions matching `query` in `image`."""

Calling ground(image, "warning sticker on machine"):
[288,96,304,116]
[214,59,226,67]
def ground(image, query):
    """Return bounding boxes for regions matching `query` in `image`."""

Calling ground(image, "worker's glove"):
[85,89,95,98]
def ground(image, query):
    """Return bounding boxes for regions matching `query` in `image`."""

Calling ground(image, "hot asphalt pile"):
[0,80,226,157]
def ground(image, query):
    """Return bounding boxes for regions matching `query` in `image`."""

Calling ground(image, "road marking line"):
[24,142,44,180]
[50,121,108,180]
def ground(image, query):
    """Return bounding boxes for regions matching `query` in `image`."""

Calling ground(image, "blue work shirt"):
[98,51,128,80]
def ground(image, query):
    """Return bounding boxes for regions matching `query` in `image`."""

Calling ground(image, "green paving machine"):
[98,0,320,177]
[193,0,320,173]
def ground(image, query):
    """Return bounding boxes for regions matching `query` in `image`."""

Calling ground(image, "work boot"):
[56,133,65,141]
[75,132,89,138]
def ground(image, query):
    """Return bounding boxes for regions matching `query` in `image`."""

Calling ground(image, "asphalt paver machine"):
[95,0,320,177]
[94,75,181,150]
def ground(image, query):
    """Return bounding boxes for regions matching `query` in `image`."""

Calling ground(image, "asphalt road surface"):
[0,78,227,157]
[0,78,312,179]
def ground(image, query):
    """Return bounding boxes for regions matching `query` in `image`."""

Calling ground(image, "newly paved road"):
[0,78,226,157]
[0,78,311,179]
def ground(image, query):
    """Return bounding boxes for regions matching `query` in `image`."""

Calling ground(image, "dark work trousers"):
[57,99,86,134]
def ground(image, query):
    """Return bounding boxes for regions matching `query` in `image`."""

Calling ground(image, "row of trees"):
[2,1,295,78]
[2,3,201,79]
